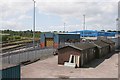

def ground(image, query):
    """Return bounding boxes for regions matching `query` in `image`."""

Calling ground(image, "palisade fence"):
[1,48,56,65]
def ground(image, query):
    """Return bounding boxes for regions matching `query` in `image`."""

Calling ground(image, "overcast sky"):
[0,0,119,32]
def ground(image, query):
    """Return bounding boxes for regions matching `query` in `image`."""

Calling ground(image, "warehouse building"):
[70,30,98,37]
[40,33,80,48]
[57,43,97,67]
[92,40,110,58]
[69,30,116,37]
[0,63,20,79]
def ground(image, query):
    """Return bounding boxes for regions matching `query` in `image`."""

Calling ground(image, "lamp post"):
[116,18,118,31]
[116,18,119,30]
[83,14,85,38]
[33,0,36,49]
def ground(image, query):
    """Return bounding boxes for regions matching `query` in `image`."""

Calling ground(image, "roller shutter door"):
[45,38,54,47]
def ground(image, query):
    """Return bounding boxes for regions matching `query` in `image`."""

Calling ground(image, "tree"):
[107,30,112,32]
[113,30,117,32]
[53,31,58,33]
[59,31,62,33]
[31,30,33,33]
[101,30,105,32]
[2,35,9,41]
[118,31,120,34]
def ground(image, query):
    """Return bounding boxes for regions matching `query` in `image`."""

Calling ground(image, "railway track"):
[1,39,40,53]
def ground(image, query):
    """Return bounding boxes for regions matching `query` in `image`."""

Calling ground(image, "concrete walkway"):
[21,53,118,78]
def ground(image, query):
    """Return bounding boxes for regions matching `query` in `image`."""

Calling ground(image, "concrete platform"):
[21,53,118,78]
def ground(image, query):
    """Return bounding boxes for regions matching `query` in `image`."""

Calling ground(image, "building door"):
[45,38,54,47]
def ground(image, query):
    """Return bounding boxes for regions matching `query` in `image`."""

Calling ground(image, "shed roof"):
[58,43,96,51]
[100,39,115,44]
[92,40,109,48]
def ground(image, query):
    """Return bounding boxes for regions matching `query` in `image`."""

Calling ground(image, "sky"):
[0,0,119,32]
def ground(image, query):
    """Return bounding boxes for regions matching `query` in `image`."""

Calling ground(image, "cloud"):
[38,23,115,32]
[1,21,22,30]
[0,0,33,30]
[1,2,32,18]
[18,15,32,20]
[36,0,119,2]
[37,2,117,30]
[0,0,119,31]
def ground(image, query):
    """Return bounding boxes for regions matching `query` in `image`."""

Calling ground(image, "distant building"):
[40,33,80,48]
[70,30,98,37]
[69,30,116,37]
[98,31,116,37]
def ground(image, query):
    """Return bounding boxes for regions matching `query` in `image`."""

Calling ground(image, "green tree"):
[101,30,105,32]
[107,30,112,32]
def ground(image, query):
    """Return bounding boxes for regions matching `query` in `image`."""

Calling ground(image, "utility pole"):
[116,18,118,31]
[83,15,85,38]
[33,0,36,49]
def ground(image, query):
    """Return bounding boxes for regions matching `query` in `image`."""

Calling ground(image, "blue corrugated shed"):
[105,32,116,36]
[98,31,116,36]
[69,30,116,37]
[70,30,98,37]
[97,31,105,36]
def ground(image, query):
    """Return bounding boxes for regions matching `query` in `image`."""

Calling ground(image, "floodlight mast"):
[33,0,36,49]
[83,14,85,39]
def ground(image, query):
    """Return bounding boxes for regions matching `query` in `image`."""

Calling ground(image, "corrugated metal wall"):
[2,49,56,65]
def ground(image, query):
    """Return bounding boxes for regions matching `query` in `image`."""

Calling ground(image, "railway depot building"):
[40,33,80,48]
[57,43,97,67]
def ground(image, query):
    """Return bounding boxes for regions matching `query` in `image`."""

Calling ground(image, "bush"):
[14,36,21,39]
[2,35,9,41]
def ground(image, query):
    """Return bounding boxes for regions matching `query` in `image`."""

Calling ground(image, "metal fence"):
[1,48,56,65]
